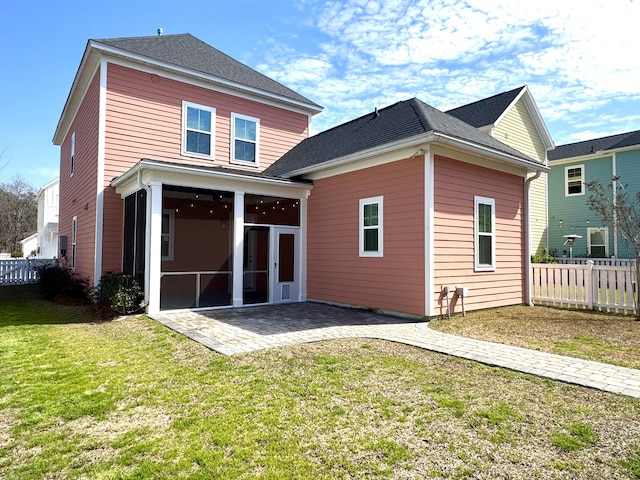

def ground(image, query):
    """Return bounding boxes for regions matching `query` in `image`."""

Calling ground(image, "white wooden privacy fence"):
[0,259,56,286]
[532,261,637,314]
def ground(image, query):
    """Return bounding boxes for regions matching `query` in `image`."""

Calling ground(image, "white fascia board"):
[286,131,547,180]
[494,86,554,151]
[112,160,312,197]
[547,148,625,166]
[91,43,323,115]
[53,47,101,145]
[433,133,549,173]
[282,133,438,179]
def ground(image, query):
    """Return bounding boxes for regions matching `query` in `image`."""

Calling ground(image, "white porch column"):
[232,191,245,307]
[299,195,308,301]
[147,181,163,315]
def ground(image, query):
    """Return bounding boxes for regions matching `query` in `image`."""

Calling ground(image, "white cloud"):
[272,0,640,140]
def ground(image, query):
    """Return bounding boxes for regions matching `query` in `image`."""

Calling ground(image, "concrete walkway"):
[152,302,640,399]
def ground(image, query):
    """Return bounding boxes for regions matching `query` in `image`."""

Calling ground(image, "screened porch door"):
[272,227,299,303]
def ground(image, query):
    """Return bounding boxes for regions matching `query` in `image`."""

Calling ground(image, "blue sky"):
[2,0,640,190]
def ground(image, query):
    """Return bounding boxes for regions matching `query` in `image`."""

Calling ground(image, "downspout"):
[524,170,542,306]
[137,167,152,305]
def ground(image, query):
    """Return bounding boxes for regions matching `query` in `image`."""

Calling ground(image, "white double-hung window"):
[182,102,215,158]
[359,196,383,257]
[565,165,584,196]
[231,113,259,166]
[474,196,495,271]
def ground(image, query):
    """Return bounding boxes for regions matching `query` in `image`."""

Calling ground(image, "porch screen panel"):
[123,190,146,282]
[161,185,234,310]
[243,226,269,304]
[278,233,295,282]
[244,195,300,226]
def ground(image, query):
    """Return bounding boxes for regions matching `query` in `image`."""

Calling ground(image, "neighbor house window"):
[70,132,75,176]
[71,216,77,270]
[182,102,215,158]
[588,227,608,257]
[565,165,584,196]
[474,196,495,271]
[359,196,383,257]
[231,113,259,165]
[161,210,174,261]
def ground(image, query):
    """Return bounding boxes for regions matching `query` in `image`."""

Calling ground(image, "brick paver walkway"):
[152,302,640,399]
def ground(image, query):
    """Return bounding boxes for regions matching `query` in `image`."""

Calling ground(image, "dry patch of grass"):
[430,305,640,369]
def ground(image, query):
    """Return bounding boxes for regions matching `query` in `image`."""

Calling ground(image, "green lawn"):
[1,286,640,479]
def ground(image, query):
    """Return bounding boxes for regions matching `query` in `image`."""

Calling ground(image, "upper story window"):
[231,113,260,166]
[359,196,383,257]
[565,165,584,196]
[474,196,495,271]
[182,102,215,158]
[70,132,75,176]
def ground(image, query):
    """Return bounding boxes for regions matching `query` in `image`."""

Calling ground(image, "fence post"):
[586,260,594,310]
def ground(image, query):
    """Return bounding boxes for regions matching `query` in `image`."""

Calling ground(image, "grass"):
[1,286,640,478]
[430,305,640,369]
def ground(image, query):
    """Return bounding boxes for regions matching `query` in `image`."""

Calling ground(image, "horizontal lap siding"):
[104,63,308,181]
[494,99,548,255]
[101,63,310,275]
[58,70,100,283]
[434,156,525,313]
[307,158,425,316]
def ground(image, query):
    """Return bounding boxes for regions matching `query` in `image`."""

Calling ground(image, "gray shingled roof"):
[94,33,321,109]
[549,129,640,160]
[446,86,525,128]
[265,98,540,177]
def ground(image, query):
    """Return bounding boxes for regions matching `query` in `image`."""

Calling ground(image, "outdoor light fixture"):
[563,234,582,258]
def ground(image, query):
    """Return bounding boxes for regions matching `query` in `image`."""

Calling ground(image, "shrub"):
[11,251,23,258]
[94,272,145,315]
[531,248,557,264]
[37,263,90,301]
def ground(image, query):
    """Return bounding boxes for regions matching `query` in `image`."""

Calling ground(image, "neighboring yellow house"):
[447,86,554,255]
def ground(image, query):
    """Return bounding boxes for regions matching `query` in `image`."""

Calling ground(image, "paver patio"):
[152,302,640,399]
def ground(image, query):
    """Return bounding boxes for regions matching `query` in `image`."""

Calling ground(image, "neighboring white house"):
[20,233,38,257]
[36,178,59,258]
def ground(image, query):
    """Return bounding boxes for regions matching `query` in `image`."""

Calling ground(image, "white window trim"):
[161,209,175,261]
[474,196,496,272]
[70,132,75,177]
[181,101,215,159]
[230,112,260,167]
[587,227,609,257]
[359,196,383,258]
[71,215,77,271]
[564,164,585,197]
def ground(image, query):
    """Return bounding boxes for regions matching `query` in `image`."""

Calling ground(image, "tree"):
[586,177,640,319]
[0,176,37,254]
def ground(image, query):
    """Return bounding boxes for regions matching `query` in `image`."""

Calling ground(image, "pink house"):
[54,34,547,317]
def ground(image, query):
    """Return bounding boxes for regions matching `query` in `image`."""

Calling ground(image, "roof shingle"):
[445,86,525,128]
[548,129,640,160]
[266,97,540,177]
[94,33,321,109]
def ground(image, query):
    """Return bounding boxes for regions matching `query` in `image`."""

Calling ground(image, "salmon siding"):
[433,156,525,313]
[84,63,308,281]
[104,63,309,179]
[307,157,426,316]
[58,70,101,284]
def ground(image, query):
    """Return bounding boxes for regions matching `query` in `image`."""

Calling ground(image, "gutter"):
[282,131,547,179]
[524,170,542,306]
[112,159,312,190]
